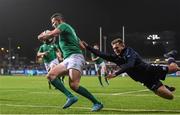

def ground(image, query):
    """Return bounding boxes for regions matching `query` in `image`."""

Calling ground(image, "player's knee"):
[69,82,79,91]
[47,72,57,80]
[155,88,174,100]
[168,64,178,73]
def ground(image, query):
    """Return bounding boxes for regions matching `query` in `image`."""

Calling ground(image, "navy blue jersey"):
[86,46,168,84]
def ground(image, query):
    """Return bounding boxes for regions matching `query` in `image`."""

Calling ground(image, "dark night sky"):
[0,0,180,61]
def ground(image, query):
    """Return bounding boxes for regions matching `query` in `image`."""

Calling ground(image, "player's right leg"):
[44,63,52,89]
[144,80,174,100]
[155,85,174,100]
[47,63,77,109]
[101,64,109,85]
[98,69,103,86]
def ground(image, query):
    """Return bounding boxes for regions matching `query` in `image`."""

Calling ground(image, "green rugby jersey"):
[38,43,58,63]
[91,53,104,64]
[57,22,82,59]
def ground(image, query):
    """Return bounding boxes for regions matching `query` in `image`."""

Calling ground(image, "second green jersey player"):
[37,42,64,89]
[91,44,109,86]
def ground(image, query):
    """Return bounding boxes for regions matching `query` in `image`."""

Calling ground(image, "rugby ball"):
[44,30,56,44]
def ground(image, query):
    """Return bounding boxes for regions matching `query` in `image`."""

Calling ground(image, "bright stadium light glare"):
[152,41,156,45]
[12,56,15,59]
[1,47,5,51]
[17,46,21,50]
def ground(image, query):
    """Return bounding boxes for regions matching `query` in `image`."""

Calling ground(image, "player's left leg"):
[69,68,103,111]
[155,85,174,100]
[144,77,174,100]
[101,64,109,85]
[68,54,103,111]
[47,63,77,109]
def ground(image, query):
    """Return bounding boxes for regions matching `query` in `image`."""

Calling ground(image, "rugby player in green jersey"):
[38,13,103,111]
[37,41,65,89]
[91,44,109,86]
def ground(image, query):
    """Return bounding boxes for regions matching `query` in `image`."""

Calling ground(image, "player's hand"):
[43,51,48,56]
[81,41,88,47]
[38,30,51,41]
[38,32,46,41]
[106,73,116,80]
[79,41,86,49]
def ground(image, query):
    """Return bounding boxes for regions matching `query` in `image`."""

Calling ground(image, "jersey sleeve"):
[57,23,67,32]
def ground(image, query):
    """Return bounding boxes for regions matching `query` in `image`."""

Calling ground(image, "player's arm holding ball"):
[38,28,61,41]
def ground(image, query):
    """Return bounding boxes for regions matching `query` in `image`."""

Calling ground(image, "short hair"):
[51,13,64,20]
[111,38,124,46]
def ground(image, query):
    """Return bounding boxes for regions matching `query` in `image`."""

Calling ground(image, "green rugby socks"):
[75,86,100,104]
[51,78,74,98]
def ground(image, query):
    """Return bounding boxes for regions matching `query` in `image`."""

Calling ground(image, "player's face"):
[51,18,61,28]
[112,42,124,55]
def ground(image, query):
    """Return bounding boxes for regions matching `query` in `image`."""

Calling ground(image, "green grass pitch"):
[0,75,180,114]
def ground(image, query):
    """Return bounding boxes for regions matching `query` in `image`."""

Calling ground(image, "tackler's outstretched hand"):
[38,31,45,41]
[81,41,89,48]
[79,40,86,50]
[106,73,116,80]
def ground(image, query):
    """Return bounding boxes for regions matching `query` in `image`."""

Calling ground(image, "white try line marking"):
[112,89,149,95]
[1,89,180,98]
[0,103,180,113]
[98,89,149,96]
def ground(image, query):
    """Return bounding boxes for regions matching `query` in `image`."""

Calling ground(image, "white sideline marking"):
[111,89,149,95]
[1,89,180,98]
[112,89,149,95]
[0,103,180,113]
